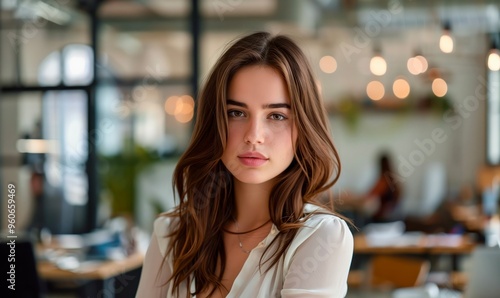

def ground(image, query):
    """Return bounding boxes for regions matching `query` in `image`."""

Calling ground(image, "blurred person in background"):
[338,152,402,226]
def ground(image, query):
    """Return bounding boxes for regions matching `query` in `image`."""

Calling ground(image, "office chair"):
[369,255,430,289]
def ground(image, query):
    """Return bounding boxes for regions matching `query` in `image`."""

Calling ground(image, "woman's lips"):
[238,157,268,167]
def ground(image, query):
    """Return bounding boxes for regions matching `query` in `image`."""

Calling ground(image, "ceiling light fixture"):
[439,20,454,54]
[370,45,387,76]
[488,33,500,71]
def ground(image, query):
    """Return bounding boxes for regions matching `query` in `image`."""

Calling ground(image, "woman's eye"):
[269,114,286,121]
[228,110,244,118]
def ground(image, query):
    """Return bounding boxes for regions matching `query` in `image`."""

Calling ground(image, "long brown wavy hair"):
[162,31,342,297]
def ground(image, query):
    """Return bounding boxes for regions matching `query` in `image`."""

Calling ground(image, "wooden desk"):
[348,270,468,290]
[354,234,475,255]
[354,235,426,254]
[37,252,143,298]
[354,233,475,272]
[38,252,143,280]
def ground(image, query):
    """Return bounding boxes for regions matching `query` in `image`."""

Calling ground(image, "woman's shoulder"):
[283,203,353,269]
[296,203,353,243]
[303,203,348,223]
[153,215,175,235]
[152,213,180,257]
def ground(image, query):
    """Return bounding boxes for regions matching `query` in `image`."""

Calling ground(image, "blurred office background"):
[1,0,500,297]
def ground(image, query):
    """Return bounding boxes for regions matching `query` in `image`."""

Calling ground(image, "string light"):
[393,77,410,99]
[370,55,387,76]
[488,50,500,71]
[164,95,195,123]
[370,44,386,76]
[432,78,448,97]
[439,21,453,54]
[319,56,337,73]
[407,54,428,75]
[488,35,500,71]
[367,81,385,101]
[415,55,428,73]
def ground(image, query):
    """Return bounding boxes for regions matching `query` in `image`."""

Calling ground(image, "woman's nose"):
[244,118,264,144]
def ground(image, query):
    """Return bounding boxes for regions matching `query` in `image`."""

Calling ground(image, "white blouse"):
[136,204,353,298]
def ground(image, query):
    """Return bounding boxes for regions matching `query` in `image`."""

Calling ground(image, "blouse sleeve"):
[281,216,354,298]
[136,218,172,297]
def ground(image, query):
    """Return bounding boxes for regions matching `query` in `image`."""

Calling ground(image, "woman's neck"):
[232,178,274,228]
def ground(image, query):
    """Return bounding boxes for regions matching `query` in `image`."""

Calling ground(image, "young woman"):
[136,32,353,298]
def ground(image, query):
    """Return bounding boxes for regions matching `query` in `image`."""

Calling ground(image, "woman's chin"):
[233,175,274,186]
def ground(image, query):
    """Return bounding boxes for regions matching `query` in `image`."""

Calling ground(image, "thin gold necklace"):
[233,219,252,254]
[231,218,272,254]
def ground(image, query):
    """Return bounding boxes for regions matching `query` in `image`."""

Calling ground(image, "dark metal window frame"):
[0,0,201,232]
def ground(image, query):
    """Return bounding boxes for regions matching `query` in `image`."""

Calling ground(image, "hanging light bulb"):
[370,55,387,76]
[367,81,385,101]
[415,55,428,73]
[440,35,453,53]
[488,36,500,71]
[440,21,453,53]
[393,77,410,99]
[488,50,500,71]
[370,46,387,76]
[319,55,337,73]
[407,50,429,75]
[407,57,422,75]
[432,78,448,97]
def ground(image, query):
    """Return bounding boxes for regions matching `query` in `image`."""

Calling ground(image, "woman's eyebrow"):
[227,99,290,109]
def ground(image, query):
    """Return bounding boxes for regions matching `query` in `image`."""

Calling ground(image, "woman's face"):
[221,65,297,185]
